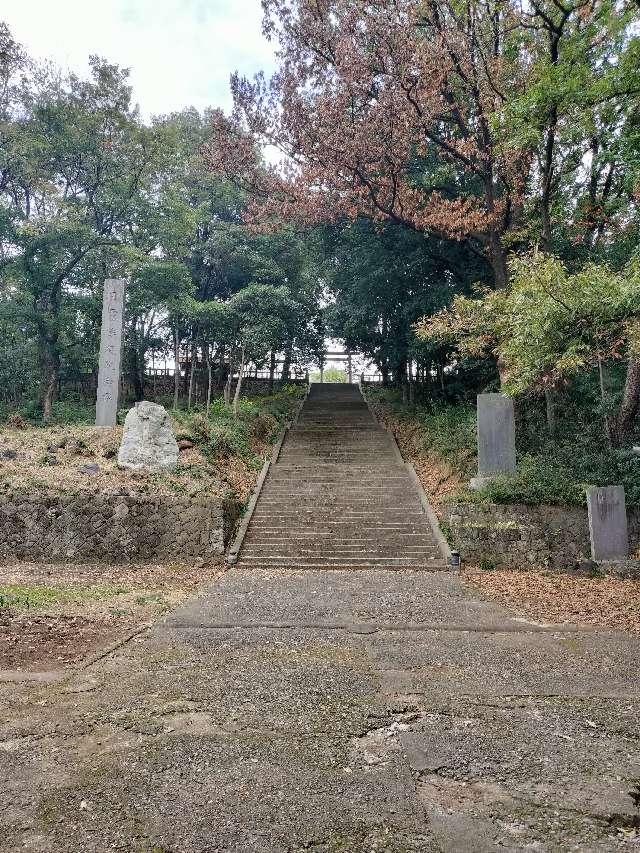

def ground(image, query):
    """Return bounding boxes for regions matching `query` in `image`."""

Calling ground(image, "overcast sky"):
[3,0,276,119]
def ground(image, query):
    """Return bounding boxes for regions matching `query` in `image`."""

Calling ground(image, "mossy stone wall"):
[0,490,239,563]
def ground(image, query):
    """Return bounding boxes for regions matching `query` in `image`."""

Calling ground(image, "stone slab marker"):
[586,485,628,561]
[95,279,125,426]
[470,393,516,489]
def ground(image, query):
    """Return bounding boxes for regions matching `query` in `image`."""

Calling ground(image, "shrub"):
[170,385,303,465]
[414,404,476,474]
[478,455,586,506]
[366,386,640,508]
[365,388,476,475]
[3,398,93,426]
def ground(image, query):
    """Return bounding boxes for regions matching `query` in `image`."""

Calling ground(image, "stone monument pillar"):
[470,393,516,489]
[586,485,629,561]
[95,278,125,427]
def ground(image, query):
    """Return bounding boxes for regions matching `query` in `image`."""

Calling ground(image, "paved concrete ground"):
[1,568,639,852]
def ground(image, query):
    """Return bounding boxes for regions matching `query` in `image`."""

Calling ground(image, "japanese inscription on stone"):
[95,279,125,426]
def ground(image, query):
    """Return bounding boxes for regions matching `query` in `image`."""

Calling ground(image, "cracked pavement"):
[1,568,639,851]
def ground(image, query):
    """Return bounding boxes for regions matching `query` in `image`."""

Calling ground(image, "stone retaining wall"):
[444,502,640,568]
[0,490,240,563]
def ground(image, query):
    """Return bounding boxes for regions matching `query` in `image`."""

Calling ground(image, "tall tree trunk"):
[136,316,148,402]
[268,350,276,393]
[206,349,213,414]
[137,335,146,401]
[281,345,292,383]
[173,326,180,409]
[128,321,145,402]
[224,348,234,405]
[40,355,59,422]
[544,387,557,438]
[180,336,189,397]
[614,358,640,446]
[187,337,197,410]
[598,357,615,447]
[131,351,144,401]
[232,345,246,416]
[38,335,60,423]
[488,231,508,289]
[217,345,226,390]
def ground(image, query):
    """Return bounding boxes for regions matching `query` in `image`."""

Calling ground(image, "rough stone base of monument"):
[586,485,629,561]
[118,401,179,471]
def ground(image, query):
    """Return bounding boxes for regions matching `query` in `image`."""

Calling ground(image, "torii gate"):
[316,347,376,383]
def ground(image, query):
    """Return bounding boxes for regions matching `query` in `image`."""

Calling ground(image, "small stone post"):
[586,485,629,561]
[470,393,516,489]
[95,278,125,427]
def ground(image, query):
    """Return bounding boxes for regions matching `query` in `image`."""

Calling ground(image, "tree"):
[416,250,640,444]
[206,1,639,290]
[0,38,157,419]
[227,284,302,413]
[310,366,345,383]
[321,217,489,384]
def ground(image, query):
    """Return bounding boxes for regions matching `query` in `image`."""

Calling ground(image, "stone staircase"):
[238,383,449,570]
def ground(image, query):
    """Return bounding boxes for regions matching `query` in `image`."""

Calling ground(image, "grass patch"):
[0,582,130,610]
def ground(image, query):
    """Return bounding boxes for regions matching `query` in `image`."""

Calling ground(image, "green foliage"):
[469,445,640,508]
[321,218,489,380]
[228,284,302,361]
[367,386,477,475]
[0,583,129,611]
[412,405,477,475]
[475,456,587,506]
[0,29,323,416]
[2,398,93,426]
[309,368,347,383]
[372,383,640,508]
[417,251,640,395]
[172,386,303,465]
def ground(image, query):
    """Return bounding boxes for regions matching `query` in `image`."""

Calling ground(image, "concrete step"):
[241,539,439,550]
[247,532,434,540]
[258,492,418,501]
[243,551,442,560]
[256,503,422,510]
[239,558,448,571]
[266,478,410,486]
[243,546,441,554]
[272,465,405,473]
[249,516,428,524]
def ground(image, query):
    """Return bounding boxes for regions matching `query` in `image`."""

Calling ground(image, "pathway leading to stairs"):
[240,383,447,571]
[2,384,639,851]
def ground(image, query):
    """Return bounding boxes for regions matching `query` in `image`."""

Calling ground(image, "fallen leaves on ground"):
[0,612,130,671]
[369,408,466,510]
[464,567,640,633]
[0,423,232,498]
[0,559,226,671]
